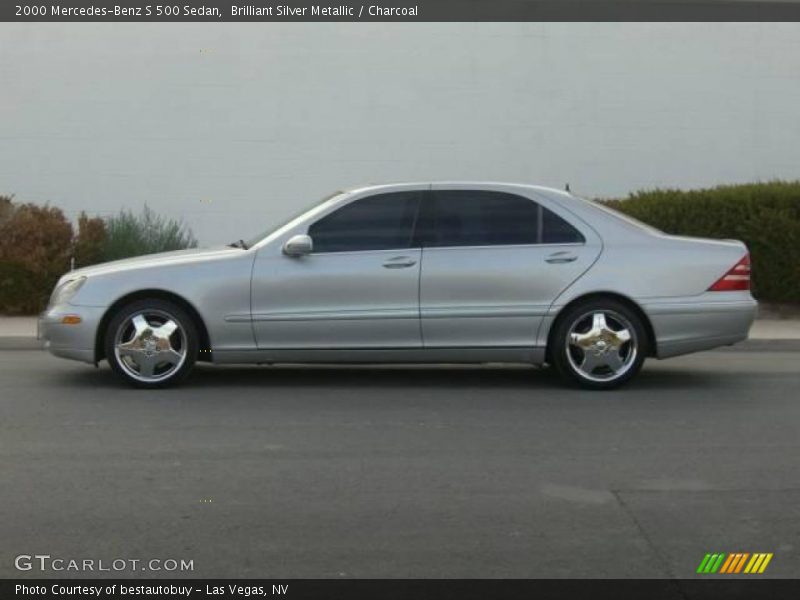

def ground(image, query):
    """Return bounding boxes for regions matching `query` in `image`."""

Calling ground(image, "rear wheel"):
[104,299,198,388]
[550,298,648,390]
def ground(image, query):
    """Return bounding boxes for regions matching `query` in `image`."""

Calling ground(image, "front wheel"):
[550,299,648,390]
[104,299,198,388]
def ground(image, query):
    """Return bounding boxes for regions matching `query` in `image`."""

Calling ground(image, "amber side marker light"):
[61,315,82,325]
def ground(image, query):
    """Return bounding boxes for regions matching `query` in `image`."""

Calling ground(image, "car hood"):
[67,246,247,279]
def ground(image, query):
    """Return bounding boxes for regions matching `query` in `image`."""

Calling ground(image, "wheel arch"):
[95,289,212,364]
[545,291,657,361]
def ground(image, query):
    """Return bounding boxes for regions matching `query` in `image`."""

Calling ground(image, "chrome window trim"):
[305,247,423,257]
[299,241,586,257]
[419,241,587,252]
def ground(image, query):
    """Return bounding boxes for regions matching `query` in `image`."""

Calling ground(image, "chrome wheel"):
[566,310,638,383]
[113,310,187,383]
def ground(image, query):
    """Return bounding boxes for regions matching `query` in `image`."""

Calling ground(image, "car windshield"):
[244,191,345,248]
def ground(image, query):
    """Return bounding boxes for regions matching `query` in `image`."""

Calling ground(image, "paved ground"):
[1,348,798,579]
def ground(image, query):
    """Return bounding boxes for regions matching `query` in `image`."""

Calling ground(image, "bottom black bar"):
[3,579,800,600]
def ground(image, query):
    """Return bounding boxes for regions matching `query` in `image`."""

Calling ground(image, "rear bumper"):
[38,305,105,364]
[643,293,757,359]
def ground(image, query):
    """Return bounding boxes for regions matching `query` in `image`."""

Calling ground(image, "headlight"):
[49,276,87,307]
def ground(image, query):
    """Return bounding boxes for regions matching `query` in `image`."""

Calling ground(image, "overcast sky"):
[1,23,799,244]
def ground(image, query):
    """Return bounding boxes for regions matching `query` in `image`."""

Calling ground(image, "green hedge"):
[603,181,800,303]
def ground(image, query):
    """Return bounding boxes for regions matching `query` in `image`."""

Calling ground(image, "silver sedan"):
[39,182,757,389]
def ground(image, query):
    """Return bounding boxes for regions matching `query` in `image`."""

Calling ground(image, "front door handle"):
[545,251,578,264]
[382,256,417,269]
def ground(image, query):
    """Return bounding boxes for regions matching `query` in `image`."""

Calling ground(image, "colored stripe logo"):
[696,552,773,574]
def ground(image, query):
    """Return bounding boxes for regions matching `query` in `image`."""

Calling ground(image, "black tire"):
[550,298,648,390]
[104,298,198,388]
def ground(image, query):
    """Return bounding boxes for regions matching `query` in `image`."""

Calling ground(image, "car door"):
[419,186,601,348]
[251,190,423,349]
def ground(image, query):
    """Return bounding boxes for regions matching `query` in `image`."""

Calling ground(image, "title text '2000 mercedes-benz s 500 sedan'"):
[39,183,757,389]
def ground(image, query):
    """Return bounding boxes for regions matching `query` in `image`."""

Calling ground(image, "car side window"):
[422,190,584,247]
[541,205,585,244]
[423,191,539,247]
[308,191,420,253]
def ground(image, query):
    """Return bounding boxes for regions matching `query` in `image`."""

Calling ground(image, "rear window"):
[541,206,585,244]
[577,197,664,234]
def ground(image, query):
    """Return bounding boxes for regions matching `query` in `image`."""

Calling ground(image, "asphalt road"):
[1,346,799,579]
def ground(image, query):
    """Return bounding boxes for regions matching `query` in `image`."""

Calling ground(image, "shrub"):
[602,181,800,303]
[0,197,73,314]
[73,212,107,268]
[0,195,13,221]
[103,205,197,262]
[0,261,43,315]
[0,198,198,314]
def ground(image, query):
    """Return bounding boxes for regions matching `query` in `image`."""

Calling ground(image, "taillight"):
[708,253,751,291]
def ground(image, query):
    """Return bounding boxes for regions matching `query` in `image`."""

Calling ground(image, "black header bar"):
[4,0,800,22]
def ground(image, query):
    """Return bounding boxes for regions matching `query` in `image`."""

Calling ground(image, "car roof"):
[343,181,571,196]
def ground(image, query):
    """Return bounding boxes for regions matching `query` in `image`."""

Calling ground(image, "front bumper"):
[38,305,106,364]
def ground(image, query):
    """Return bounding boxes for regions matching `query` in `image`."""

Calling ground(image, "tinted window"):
[542,206,585,244]
[421,190,585,247]
[423,191,540,247]
[309,192,420,253]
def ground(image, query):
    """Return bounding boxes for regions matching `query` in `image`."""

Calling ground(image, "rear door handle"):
[545,251,578,264]
[382,256,417,269]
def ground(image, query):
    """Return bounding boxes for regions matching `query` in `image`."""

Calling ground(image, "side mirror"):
[282,234,313,257]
